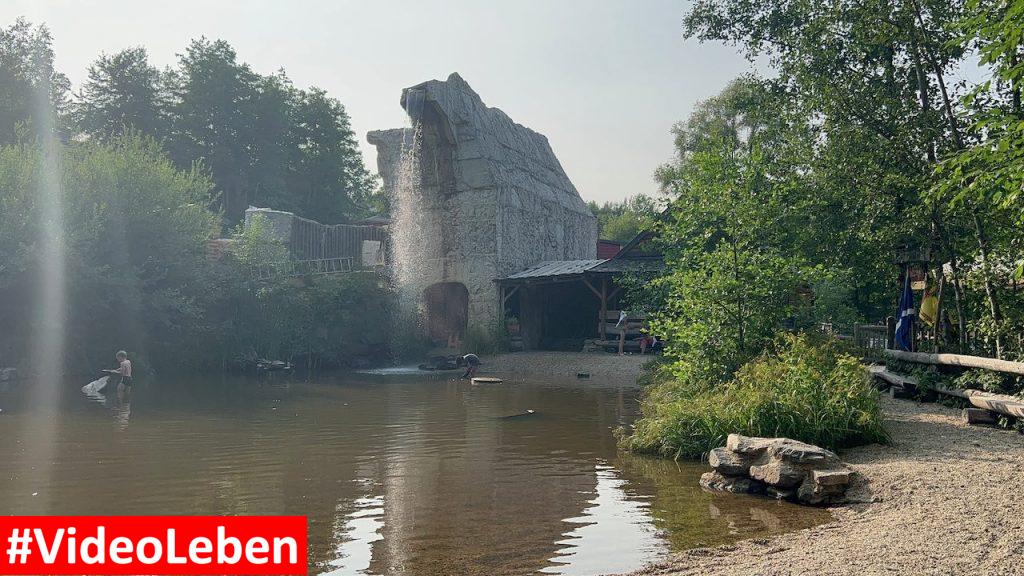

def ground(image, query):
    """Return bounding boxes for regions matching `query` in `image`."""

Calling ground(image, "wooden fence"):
[289,216,388,262]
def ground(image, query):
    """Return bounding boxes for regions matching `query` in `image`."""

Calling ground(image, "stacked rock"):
[699,434,855,505]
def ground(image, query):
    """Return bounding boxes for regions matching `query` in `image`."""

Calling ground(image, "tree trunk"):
[933,217,967,350]
[972,212,1004,358]
[910,0,965,149]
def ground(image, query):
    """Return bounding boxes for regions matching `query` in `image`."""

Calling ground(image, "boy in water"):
[114,350,132,392]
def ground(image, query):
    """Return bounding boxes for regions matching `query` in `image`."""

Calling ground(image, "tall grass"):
[622,334,889,459]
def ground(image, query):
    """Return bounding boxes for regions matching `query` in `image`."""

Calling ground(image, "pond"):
[0,370,829,575]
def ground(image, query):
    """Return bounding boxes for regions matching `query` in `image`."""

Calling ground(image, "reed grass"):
[623,334,889,459]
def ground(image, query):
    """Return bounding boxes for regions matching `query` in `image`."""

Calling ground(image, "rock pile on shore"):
[699,434,855,505]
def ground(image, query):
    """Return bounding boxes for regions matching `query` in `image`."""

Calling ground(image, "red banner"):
[0,516,307,575]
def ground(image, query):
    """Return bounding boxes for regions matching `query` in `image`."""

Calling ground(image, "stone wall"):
[368,73,597,342]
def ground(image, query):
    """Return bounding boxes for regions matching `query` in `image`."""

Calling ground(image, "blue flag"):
[894,274,915,351]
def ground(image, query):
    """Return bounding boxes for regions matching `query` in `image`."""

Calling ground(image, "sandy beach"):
[623,396,1024,576]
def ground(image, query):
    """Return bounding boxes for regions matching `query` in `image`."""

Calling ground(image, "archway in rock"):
[423,282,469,346]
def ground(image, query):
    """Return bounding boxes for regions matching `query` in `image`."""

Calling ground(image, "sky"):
[2,0,762,204]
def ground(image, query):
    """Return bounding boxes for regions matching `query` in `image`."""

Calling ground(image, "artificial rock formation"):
[368,73,597,343]
[700,434,856,506]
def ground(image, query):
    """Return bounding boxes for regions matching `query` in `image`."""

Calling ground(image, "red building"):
[596,239,621,259]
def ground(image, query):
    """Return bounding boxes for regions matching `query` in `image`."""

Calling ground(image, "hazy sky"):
[2,1,761,203]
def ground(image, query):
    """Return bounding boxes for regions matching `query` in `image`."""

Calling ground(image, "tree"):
[682,0,979,343]
[73,47,165,142]
[0,134,219,373]
[587,194,658,243]
[157,38,376,225]
[165,38,259,223]
[652,81,803,381]
[248,71,295,212]
[0,18,70,144]
[288,87,375,223]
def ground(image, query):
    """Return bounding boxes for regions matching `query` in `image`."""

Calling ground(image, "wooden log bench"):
[868,365,1024,421]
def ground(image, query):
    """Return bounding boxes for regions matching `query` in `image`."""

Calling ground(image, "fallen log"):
[950,388,1024,419]
[869,366,1024,419]
[883,349,1024,377]
[868,365,918,391]
[962,408,999,426]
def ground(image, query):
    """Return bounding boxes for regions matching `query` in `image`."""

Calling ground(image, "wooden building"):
[496,230,663,351]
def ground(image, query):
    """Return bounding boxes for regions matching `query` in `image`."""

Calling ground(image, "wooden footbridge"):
[251,257,355,280]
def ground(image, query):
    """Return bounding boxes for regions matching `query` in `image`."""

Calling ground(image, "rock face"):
[699,434,856,506]
[368,73,597,343]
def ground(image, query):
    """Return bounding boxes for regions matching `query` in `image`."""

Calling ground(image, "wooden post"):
[962,408,998,426]
[886,316,895,350]
[600,277,607,340]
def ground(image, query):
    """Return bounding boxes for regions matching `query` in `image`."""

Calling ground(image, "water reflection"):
[80,375,133,430]
[0,372,829,575]
[542,464,667,575]
[325,491,385,576]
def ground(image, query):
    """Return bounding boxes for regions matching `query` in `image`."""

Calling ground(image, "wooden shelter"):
[496,230,663,350]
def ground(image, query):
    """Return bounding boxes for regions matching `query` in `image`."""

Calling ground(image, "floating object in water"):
[256,359,292,372]
[471,377,502,384]
[501,409,536,419]
[82,375,110,398]
[576,372,590,379]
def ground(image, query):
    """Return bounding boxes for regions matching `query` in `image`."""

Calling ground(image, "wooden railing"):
[251,257,354,280]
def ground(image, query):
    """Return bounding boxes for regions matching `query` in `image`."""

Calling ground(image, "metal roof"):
[502,259,607,280]
[589,257,665,274]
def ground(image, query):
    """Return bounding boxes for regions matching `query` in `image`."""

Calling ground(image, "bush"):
[196,216,398,370]
[622,333,889,459]
[0,134,219,374]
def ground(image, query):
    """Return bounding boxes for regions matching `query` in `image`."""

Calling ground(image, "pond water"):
[0,371,829,575]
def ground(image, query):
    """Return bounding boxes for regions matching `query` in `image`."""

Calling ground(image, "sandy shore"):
[482,350,649,384]
[624,396,1024,576]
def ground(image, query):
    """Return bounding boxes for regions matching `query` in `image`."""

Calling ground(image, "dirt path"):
[624,396,1024,576]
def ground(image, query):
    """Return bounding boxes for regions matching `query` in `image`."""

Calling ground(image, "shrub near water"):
[624,334,889,459]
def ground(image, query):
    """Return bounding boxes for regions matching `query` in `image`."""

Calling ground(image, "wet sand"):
[622,396,1024,576]
[482,351,650,384]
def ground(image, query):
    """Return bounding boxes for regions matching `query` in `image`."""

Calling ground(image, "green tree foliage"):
[587,194,658,243]
[0,18,70,145]
[67,33,378,225]
[164,38,260,223]
[0,134,218,372]
[651,79,806,381]
[288,87,377,223]
[0,136,394,374]
[200,215,395,370]
[73,47,165,142]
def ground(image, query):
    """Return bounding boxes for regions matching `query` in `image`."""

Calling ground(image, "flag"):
[894,274,915,350]
[919,288,938,327]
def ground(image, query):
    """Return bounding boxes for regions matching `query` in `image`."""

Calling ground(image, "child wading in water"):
[113,350,132,394]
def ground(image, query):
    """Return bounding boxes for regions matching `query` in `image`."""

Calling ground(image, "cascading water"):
[387,88,434,358]
[391,121,425,311]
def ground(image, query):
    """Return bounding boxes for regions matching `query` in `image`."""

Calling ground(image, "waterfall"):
[387,88,433,358]
[391,121,425,312]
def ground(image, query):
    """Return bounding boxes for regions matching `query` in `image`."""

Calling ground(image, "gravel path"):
[623,397,1024,576]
